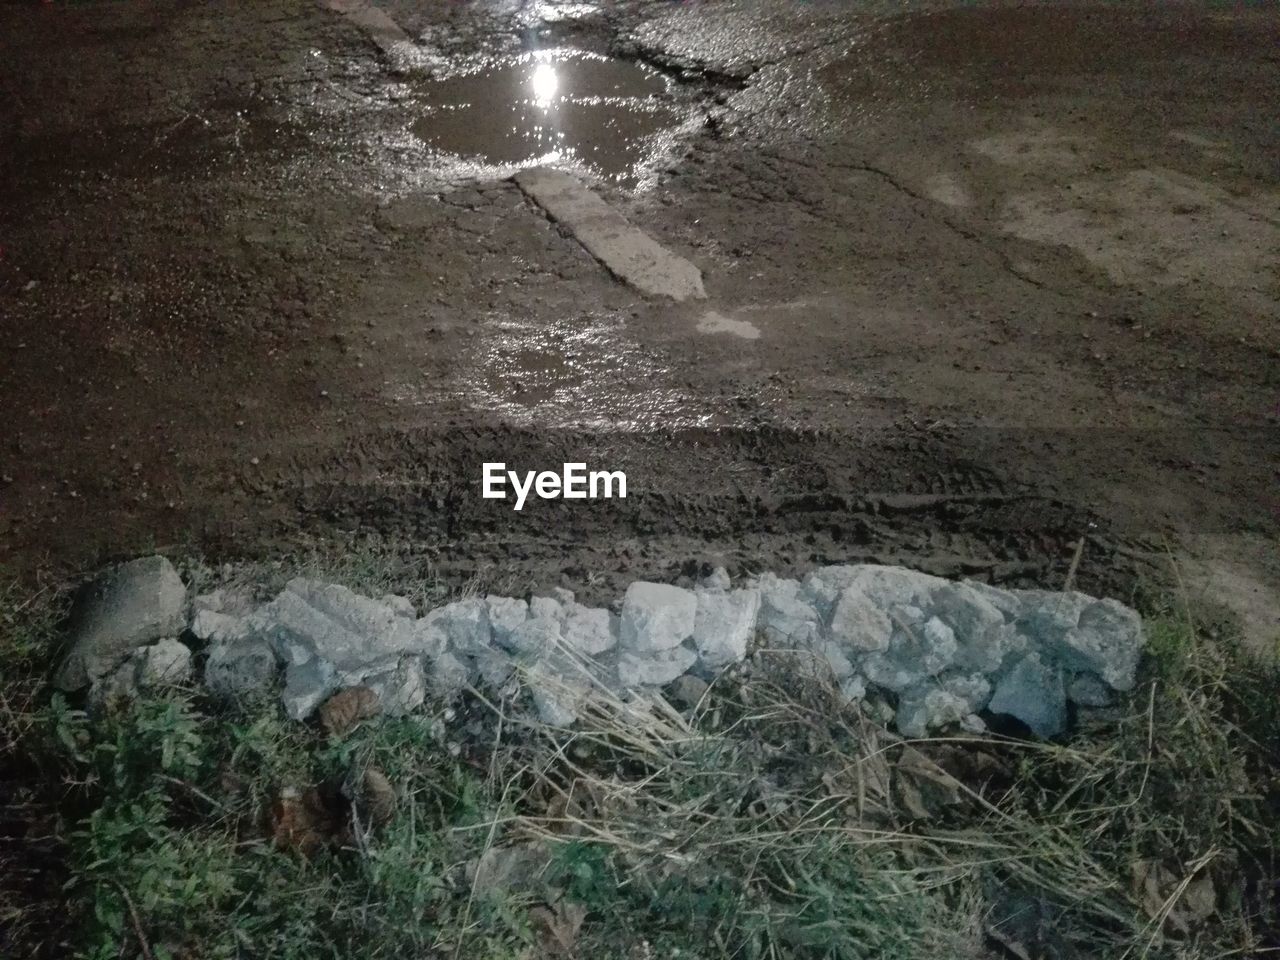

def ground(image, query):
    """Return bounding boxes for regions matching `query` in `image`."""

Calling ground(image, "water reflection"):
[410,50,683,183]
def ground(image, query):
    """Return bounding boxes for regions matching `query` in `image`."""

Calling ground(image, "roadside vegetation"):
[1,565,1277,960]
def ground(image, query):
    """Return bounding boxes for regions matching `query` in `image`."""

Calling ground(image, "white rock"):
[801,565,864,616]
[702,567,732,592]
[619,582,697,653]
[473,646,516,686]
[755,574,819,644]
[529,596,563,621]
[561,604,617,656]
[827,585,893,654]
[617,644,698,687]
[486,596,530,650]
[380,594,417,618]
[692,587,759,667]
[191,609,255,645]
[932,583,1013,672]
[550,587,576,606]
[192,586,255,618]
[428,651,472,696]
[262,579,419,674]
[365,656,426,716]
[282,657,337,721]
[136,638,193,686]
[1056,599,1143,691]
[421,598,490,654]
[205,641,278,699]
[507,615,559,657]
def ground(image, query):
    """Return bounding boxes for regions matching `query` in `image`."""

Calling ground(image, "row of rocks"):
[55,556,1145,738]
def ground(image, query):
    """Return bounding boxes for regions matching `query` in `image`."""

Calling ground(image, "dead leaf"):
[893,746,965,821]
[318,686,380,736]
[1130,860,1217,936]
[270,784,346,856]
[530,900,588,955]
[359,767,397,827]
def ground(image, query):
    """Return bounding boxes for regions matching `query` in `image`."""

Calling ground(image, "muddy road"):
[0,1,1276,643]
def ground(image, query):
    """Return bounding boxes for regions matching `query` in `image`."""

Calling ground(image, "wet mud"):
[0,0,1276,644]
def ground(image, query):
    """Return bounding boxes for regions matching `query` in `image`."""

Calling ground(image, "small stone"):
[619,582,697,654]
[838,675,866,704]
[529,596,563,621]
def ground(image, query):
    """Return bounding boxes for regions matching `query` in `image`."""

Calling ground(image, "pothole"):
[410,49,687,183]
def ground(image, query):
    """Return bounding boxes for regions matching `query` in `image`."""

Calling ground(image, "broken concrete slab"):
[692,587,759,667]
[513,166,706,301]
[56,556,188,690]
[619,582,697,653]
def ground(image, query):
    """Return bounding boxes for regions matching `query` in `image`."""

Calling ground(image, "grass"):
[1,566,1278,960]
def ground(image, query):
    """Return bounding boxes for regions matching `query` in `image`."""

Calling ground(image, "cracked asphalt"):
[0,0,1277,647]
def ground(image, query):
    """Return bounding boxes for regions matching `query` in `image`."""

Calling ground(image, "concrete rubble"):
[60,556,1146,738]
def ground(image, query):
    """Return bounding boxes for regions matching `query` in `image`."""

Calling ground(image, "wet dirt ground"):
[0,1,1277,645]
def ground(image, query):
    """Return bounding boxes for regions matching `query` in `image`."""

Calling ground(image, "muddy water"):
[410,50,682,182]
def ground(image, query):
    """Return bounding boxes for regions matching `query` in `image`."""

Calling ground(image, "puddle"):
[446,313,728,431]
[410,50,684,183]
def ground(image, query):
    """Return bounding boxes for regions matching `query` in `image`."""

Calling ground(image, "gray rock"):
[90,638,193,705]
[617,644,698,687]
[190,609,257,645]
[1067,671,1113,708]
[56,556,188,690]
[692,587,759,667]
[427,651,472,696]
[827,585,893,654]
[619,582,697,653]
[421,598,490,654]
[801,565,864,617]
[669,674,709,710]
[932,583,1017,673]
[136,638,193,687]
[550,587,576,606]
[529,596,563,621]
[895,673,991,737]
[506,615,559,658]
[1056,599,1143,691]
[365,656,426,716]
[561,603,617,656]
[755,574,819,644]
[379,594,417,618]
[282,657,337,721]
[839,675,867,704]
[262,579,420,674]
[988,652,1067,737]
[486,596,529,649]
[192,586,255,618]
[472,646,517,686]
[204,641,279,699]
